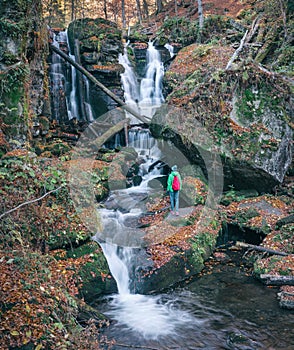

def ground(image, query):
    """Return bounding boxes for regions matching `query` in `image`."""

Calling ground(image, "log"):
[225,29,248,70]
[86,118,130,149]
[236,241,288,256]
[50,44,150,125]
[276,214,294,228]
[259,274,294,286]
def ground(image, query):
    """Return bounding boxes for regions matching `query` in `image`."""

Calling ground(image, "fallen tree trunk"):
[226,29,248,70]
[73,118,130,152]
[50,44,150,125]
[236,241,288,256]
[259,274,294,286]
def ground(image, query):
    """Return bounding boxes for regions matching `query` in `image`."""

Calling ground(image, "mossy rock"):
[67,241,117,301]
[41,140,71,157]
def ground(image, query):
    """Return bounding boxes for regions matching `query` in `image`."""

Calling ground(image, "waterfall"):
[50,31,68,122]
[99,243,132,295]
[92,129,194,339]
[91,39,195,339]
[67,52,79,120]
[119,41,165,123]
[83,76,95,122]
[139,41,164,109]
[164,43,175,58]
[49,30,80,122]
[95,129,163,246]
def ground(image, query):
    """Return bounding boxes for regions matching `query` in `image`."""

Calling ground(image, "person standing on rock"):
[167,165,182,215]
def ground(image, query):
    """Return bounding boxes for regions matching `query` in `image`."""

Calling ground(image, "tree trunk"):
[71,0,75,21]
[50,44,150,124]
[156,0,163,14]
[122,0,126,29]
[259,274,294,286]
[103,0,107,19]
[86,119,130,149]
[198,0,204,29]
[135,0,142,23]
[142,0,149,18]
[225,30,248,70]
[236,241,288,256]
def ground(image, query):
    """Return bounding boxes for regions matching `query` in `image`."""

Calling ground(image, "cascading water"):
[164,43,175,58]
[94,129,195,339]
[119,41,165,123]
[67,51,79,120]
[139,42,164,112]
[49,30,80,122]
[95,128,163,247]
[83,76,95,122]
[50,31,68,122]
[91,41,197,340]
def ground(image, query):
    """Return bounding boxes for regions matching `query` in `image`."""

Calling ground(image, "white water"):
[67,53,79,120]
[93,45,195,340]
[50,32,68,122]
[83,76,95,122]
[164,43,175,58]
[98,240,194,339]
[95,128,163,246]
[94,129,195,339]
[119,41,165,122]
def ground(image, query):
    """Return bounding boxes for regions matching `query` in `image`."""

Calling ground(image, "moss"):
[67,17,122,55]
[155,16,199,46]
[190,232,217,266]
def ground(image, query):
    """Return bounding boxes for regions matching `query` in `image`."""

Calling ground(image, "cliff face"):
[0,0,48,154]
[155,44,292,192]
[145,0,293,192]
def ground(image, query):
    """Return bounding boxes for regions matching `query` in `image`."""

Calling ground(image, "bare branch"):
[0,185,65,220]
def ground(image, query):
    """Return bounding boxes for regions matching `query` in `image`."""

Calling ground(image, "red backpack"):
[172,175,180,191]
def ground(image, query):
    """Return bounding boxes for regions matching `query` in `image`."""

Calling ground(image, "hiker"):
[167,165,182,215]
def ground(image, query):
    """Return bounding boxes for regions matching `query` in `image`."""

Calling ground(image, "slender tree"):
[71,0,75,21]
[122,0,126,28]
[103,0,108,19]
[135,0,142,23]
[198,0,204,29]
[142,0,149,18]
[156,0,163,14]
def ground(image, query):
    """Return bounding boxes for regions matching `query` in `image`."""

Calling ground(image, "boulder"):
[154,44,292,193]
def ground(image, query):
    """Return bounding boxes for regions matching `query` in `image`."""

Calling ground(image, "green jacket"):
[167,171,182,192]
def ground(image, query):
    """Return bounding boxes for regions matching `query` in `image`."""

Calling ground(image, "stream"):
[67,38,293,349]
[96,249,294,350]
[91,129,293,349]
[94,45,293,347]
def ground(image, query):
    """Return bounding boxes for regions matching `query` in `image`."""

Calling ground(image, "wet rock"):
[278,286,294,309]
[66,242,117,301]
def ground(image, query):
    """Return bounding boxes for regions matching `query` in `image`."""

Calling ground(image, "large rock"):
[0,0,48,148]
[155,44,293,193]
[67,18,124,118]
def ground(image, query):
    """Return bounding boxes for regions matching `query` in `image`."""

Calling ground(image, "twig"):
[0,185,65,220]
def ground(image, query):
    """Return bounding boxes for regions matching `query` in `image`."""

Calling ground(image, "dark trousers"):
[169,190,179,212]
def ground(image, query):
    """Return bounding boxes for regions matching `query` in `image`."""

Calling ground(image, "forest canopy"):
[43,0,163,27]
